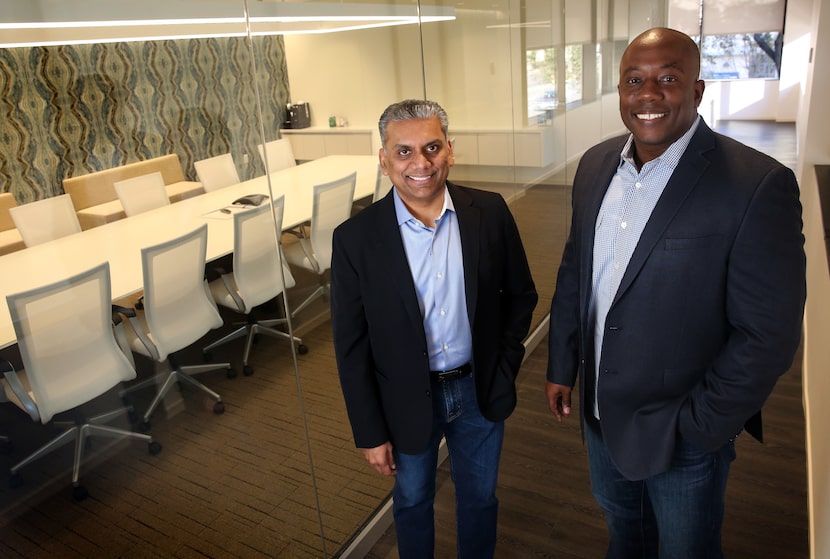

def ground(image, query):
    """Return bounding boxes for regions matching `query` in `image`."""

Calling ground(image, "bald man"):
[545,28,805,558]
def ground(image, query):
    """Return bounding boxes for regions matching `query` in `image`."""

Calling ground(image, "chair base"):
[8,406,159,498]
[203,317,305,371]
[289,284,328,320]
[122,357,230,425]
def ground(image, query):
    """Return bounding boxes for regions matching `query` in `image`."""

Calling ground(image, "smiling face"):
[379,116,454,221]
[618,28,705,166]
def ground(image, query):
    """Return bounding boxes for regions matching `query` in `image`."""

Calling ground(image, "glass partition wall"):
[0,0,661,556]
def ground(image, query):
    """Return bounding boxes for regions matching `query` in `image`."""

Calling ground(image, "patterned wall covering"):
[0,35,291,203]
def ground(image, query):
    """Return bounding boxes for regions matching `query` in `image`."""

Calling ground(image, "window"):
[527,47,558,124]
[565,44,583,104]
[669,0,786,79]
[698,32,782,79]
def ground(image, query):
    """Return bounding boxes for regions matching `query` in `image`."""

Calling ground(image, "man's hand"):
[361,442,396,476]
[546,382,572,422]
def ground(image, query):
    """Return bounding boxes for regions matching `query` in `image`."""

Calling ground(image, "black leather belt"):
[430,362,472,382]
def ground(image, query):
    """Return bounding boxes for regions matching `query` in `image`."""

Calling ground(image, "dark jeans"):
[392,373,504,559]
[586,418,735,559]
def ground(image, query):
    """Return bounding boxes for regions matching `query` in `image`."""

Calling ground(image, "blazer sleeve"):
[330,225,390,449]
[678,164,806,451]
[547,220,581,387]
[498,198,539,376]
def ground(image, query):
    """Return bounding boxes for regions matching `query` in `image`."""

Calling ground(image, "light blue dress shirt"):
[589,116,701,418]
[393,187,472,372]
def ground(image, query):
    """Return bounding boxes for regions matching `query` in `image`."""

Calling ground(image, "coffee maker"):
[285,102,311,129]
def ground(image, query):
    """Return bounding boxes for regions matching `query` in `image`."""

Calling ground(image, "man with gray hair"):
[331,99,537,558]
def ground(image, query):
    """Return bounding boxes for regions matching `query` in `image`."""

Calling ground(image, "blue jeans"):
[392,372,504,559]
[586,418,735,559]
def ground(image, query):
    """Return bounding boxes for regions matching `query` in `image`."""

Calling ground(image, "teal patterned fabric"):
[0,35,290,203]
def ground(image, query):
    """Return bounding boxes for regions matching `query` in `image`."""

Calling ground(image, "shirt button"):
[621,221,627,229]
[440,309,446,316]
[443,344,449,350]
[635,182,642,189]
[437,272,443,279]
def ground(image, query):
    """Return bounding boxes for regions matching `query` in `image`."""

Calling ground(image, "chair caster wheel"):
[148,441,162,455]
[213,401,225,414]
[297,344,309,355]
[73,485,89,501]
[9,473,23,489]
[243,365,254,376]
[226,368,237,379]
[128,409,139,424]
[139,420,151,433]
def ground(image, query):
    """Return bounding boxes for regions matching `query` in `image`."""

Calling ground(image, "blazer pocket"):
[663,367,705,397]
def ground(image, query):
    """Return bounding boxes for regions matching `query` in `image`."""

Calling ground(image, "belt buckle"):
[433,363,469,382]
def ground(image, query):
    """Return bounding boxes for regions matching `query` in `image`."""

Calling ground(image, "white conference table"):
[0,154,379,350]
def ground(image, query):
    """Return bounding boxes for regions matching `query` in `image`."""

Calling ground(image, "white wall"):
[778,0,814,122]
[284,11,628,187]
[700,79,781,123]
[283,26,409,133]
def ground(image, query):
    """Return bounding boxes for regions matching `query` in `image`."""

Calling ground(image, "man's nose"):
[638,79,662,100]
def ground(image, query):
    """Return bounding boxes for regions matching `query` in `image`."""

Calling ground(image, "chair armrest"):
[1,360,40,422]
[284,224,309,238]
[111,304,136,325]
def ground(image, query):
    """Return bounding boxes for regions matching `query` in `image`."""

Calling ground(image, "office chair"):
[9,194,82,247]
[374,166,392,202]
[195,153,241,192]
[283,172,356,319]
[352,165,391,214]
[119,224,231,431]
[203,196,306,376]
[0,360,14,454]
[257,139,297,174]
[113,171,172,311]
[113,171,170,217]
[0,262,161,500]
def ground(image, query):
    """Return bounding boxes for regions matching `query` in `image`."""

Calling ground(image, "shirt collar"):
[619,115,702,169]
[393,185,455,227]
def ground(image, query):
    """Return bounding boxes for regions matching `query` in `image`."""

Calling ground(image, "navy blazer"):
[547,120,806,481]
[331,182,537,454]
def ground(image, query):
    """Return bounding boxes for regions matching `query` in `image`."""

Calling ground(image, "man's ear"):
[378,149,390,176]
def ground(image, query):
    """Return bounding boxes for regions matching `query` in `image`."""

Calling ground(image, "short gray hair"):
[378,99,449,148]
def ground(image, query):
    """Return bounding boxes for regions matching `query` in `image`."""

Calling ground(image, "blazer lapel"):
[374,193,428,338]
[580,145,624,323]
[613,122,715,304]
[449,183,479,327]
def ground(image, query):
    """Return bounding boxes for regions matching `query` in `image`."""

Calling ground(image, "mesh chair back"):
[257,139,296,173]
[9,194,82,247]
[140,224,222,361]
[374,165,392,202]
[233,196,296,311]
[6,262,136,423]
[195,153,240,192]
[310,172,356,271]
[114,171,170,217]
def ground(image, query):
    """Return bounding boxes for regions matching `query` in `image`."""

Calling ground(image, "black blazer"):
[331,182,537,454]
[547,120,806,481]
